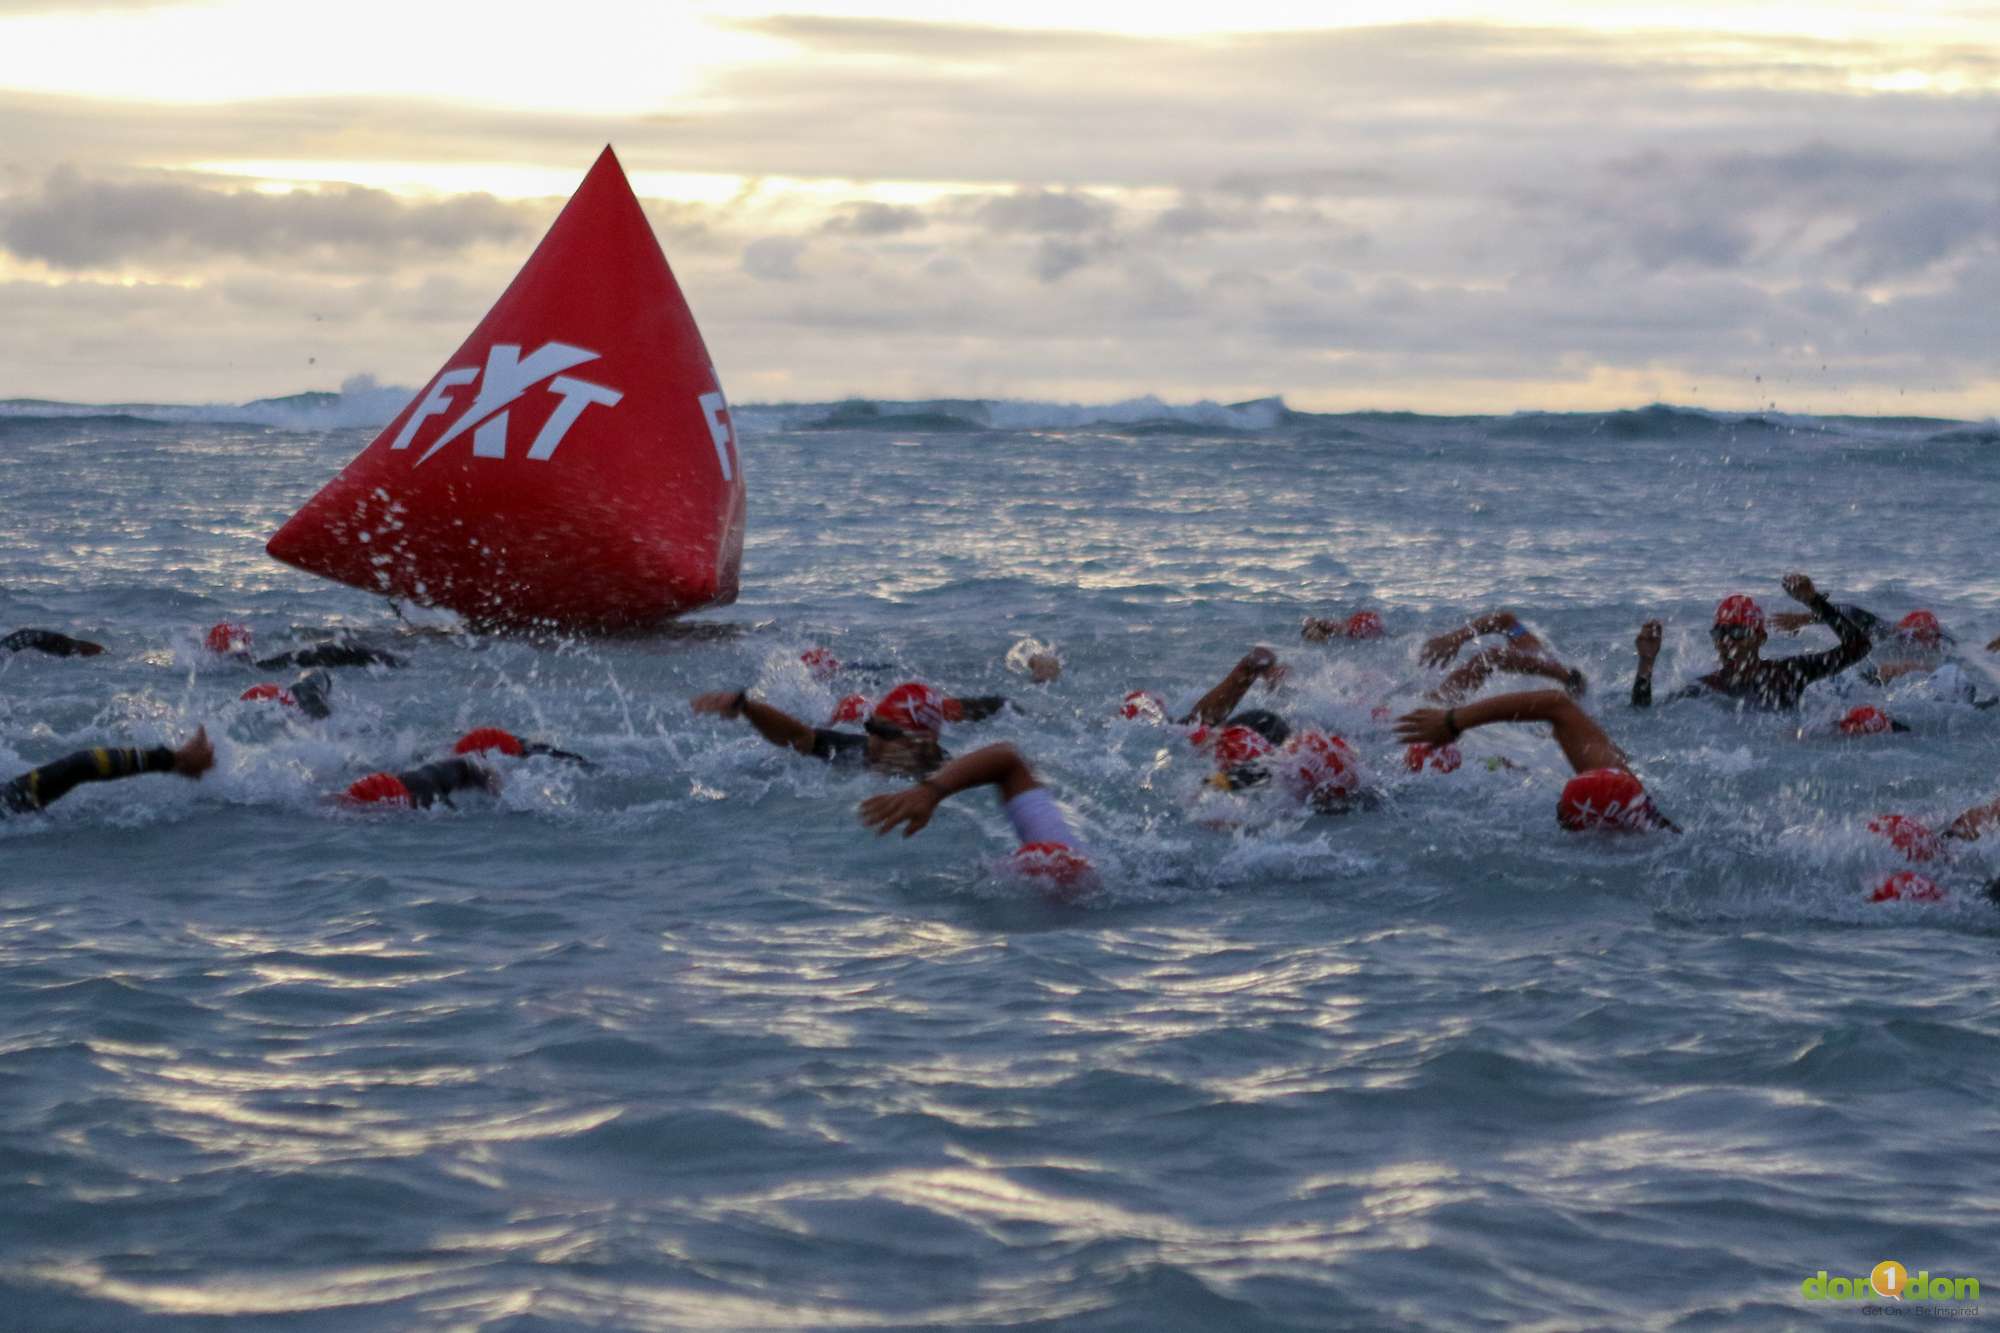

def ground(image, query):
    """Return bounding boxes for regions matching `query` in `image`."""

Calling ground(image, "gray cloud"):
[971,189,1117,235]
[819,201,925,236]
[0,168,531,268]
[741,236,807,281]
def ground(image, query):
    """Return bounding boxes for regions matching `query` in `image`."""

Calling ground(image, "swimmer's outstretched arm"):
[255,642,403,670]
[1776,575,1872,683]
[1769,601,1885,638]
[1180,647,1280,726]
[1429,646,1584,703]
[1395,690,1628,775]
[2,727,213,815]
[3,628,105,657]
[1419,610,1540,667]
[1945,797,2000,841]
[859,743,1037,839]
[691,690,816,756]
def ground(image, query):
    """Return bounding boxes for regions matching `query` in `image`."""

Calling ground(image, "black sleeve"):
[950,695,1009,722]
[523,743,597,770]
[3,628,100,657]
[809,729,869,765]
[1631,670,1652,708]
[288,670,333,720]
[1782,595,1874,687]
[2,746,175,814]
[1834,603,1889,640]
[256,642,404,670]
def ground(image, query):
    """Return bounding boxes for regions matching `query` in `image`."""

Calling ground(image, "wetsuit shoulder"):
[396,758,491,809]
[810,729,869,765]
[256,642,404,670]
[3,628,101,657]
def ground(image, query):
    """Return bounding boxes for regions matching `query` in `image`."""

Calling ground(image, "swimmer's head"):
[1404,742,1463,773]
[1711,595,1766,664]
[1224,709,1291,748]
[863,716,946,776]
[1838,705,1894,737]
[1867,813,1940,863]
[1010,842,1095,898]
[830,693,868,724]
[1894,610,1946,649]
[454,727,526,757]
[1344,611,1385,640]
[1120,690,1168,724]
[342,772,413,807]
[1557,768,1670,833]
[1278,730,1362,808]
[1870,871,1945,903]
[205,621,252,655]
[800,647,840,680]
[872,682,947,736]
[239,683,295,709]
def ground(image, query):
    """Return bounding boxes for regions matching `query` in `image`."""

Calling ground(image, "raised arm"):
[2,728,212,814]
[691,690,817,756]
[1180,647,1280,726]
[1429,645,1583,703]
[1776,573,1872,684]
[3,628,105,657]
[859,743,1038,838]
[1395,690,1628,775]
[1631,619,1664,707]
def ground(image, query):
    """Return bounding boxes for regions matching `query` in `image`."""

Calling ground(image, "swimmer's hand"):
[1635,620,1663,663]
[690,690,746,720]
[1393,708,1454,746]
[1988,634,2000,654]
[1419,630,1468,668]
[174,727,214,780]
[860,785,939,838]
[1781,572,1819,604]
[1768,611,1816,634]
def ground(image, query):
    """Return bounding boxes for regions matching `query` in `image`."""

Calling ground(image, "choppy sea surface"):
[2,393,1997,1330]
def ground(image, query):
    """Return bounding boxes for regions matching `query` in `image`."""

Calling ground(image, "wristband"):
[731,690,749,713]
[1444,708,1460,741]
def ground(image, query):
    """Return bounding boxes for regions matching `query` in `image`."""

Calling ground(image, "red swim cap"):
[1867,814,1941,863]
[1211,725,1276,768]
[1184,723,1212,747]
[1838,706,1893,736]
[1404,742,1463,773]
[1280,730,1360,803]
[1121,690,1168,723]
[800,647,840,679]
[205,621,252,654]
[1557,768,1657,832]
[1895,610,1943,647]
[830,693,867,724]
[1011,842,1095,897]
[873,682,947,734]
[239,683,296,708]
[343,772,412,807]
[940,697,967,723]
[454,727,525,757]
[1344,611,1385,640]
[1870,871,1945,903]
[1713,595,1764,630]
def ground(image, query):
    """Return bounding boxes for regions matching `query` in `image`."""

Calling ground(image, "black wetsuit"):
[393,759,491,809]
[949,695,1009,722]
[2,746,174,815]
[1633,595,1872,711]
[289,670,333,720]
[3,628,102,658]
[810,728,871,766]
[254,642,403,670]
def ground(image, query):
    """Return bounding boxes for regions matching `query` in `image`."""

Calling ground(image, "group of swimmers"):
[7,576,1999,903]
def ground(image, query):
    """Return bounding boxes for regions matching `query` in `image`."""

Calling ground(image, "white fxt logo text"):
[392,342,622,467]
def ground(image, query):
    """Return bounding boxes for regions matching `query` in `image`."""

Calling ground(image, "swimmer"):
[3,628,105,658]
[341,757,496,809]
[1863,798,2000,905]
[1395,690,1679,831]
[692,688,947,776]
[1631,573,1870,711]
[858,742,1093,891]
[1768,602,1990,703]
[240,669,334,720]
[1418,609,1587,702]
[2,727,213,815]
[1302,610,1387,642]
[204,622,404,670]
[451,727,596,769]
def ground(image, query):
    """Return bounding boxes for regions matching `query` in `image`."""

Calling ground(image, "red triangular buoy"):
[267,146,745,630]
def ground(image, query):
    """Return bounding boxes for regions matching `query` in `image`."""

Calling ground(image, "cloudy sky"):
[1,0,1995,413]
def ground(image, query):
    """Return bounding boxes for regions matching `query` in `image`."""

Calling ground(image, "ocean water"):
[1,396,1997,1330]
